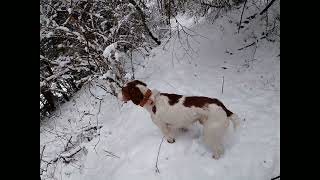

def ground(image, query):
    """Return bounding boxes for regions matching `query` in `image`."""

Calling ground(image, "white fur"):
[120,84,240,159]
[117,92,125,101]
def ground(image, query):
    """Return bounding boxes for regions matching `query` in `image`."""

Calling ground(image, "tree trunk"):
[167,0,171,25]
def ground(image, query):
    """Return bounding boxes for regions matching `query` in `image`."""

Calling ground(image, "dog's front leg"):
[152,118,175,143]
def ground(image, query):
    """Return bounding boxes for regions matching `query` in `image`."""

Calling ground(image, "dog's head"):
[117,80,147,105]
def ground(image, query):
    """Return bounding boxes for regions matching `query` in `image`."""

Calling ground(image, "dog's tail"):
[228,113,241,130]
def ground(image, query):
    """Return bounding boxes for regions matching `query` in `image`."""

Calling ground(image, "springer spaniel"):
[117,80,240,159]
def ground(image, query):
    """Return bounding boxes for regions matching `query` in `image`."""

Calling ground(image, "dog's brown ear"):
[121,86,130,101]
[121,80,146,105]
[127,85,144,105]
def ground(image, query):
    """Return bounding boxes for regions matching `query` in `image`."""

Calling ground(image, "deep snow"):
[40,8,280,180]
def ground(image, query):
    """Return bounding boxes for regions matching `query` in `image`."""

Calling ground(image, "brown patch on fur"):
[183,96,233,117]
[121,80,147,105]
[152,105,156,114]
[160,93,182,105]
[121,86,130,101]
[139,89,152,107]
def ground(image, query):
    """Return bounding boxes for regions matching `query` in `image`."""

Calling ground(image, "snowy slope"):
[40,9,280,180]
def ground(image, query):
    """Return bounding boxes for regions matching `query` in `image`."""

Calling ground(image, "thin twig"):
[174,17,209,40]
[271,175,280,180]
[80,112,94,122]
[238,0,248,33]
[155,136,165,174]
[88,82,103,100]
[221,76,224,95]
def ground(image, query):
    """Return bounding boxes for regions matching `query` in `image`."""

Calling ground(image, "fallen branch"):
[238,42,256,51]
[66,147,83,158]
[103,149,120,158]
[57,146,84,164]
[64,136,73,151]
[155,136,165,174]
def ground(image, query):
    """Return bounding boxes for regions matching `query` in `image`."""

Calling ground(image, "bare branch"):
[88,82,103,100]
[128,0,161,45]
[238,0,248,33]
[260,0,277,15]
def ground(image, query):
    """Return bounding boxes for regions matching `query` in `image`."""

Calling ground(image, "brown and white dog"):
[117,80,240,159]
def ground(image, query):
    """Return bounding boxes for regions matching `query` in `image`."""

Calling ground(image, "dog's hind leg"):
[203,116,229,159]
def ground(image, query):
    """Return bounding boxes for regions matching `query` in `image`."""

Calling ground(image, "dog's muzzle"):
[117,91,128,102]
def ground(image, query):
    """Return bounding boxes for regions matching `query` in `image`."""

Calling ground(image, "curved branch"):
[260,0,277,15]
[128,0,161,45]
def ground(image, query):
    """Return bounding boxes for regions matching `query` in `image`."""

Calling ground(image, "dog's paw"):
[167,138,175,143]
[212,154,220,159]
[212,150,223,159]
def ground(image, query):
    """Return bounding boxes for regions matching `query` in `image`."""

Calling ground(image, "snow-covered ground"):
[40,8,280,180]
